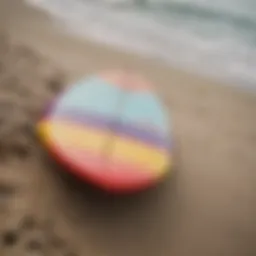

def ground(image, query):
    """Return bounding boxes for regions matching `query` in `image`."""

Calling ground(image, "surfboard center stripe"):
[51,108,170,149]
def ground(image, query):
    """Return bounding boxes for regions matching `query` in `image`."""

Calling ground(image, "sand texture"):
[0,1,256,256]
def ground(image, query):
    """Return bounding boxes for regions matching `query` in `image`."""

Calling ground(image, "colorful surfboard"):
[37,71,172,193]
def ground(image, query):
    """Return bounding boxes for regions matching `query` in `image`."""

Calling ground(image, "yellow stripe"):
[38,120,108,152]
[111,138,169,173]
[38,120,170,174]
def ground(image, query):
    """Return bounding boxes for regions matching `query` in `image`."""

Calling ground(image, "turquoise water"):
[25,0,256,89]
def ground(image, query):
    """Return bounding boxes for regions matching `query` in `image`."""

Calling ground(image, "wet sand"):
[0,0,255,256]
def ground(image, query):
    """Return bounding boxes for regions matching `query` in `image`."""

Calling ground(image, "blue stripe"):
[58,77,123,117]
[120,92,170,134]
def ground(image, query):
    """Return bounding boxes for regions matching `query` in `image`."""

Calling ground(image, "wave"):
[25,0,256,90]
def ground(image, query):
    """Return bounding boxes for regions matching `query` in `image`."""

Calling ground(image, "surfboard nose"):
[100,70,152,91]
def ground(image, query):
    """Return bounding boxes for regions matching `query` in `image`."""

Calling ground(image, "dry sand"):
[0,0,255,256]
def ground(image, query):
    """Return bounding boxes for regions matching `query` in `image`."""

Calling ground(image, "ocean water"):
[25,0,256,90]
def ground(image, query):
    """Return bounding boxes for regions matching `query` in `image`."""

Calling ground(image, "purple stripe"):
[51,108,170,149]
[113,122,170,149]
[54,109,111,129]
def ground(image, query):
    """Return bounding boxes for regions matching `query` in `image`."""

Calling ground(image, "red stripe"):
[45,140,159,193]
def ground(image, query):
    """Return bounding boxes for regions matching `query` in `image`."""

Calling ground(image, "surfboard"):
[37,70,172,193]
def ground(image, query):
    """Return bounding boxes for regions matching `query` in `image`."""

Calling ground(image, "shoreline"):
[0,0,252,94]
[18,0,256,92]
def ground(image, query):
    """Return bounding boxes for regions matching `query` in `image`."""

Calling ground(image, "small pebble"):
[0,183,16,197]
[26,239,43,251]
[47,77,62,93]
[50,236,65,248]
[20,215,37,230]
[2,230,19,246]
[11,143,30,159]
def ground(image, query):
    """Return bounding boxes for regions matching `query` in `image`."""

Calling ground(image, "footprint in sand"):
[1,215,78,256]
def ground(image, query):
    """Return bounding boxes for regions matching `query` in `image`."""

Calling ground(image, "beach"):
[0,0,256,256]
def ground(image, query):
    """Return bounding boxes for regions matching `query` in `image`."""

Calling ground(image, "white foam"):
[25,0,256,90]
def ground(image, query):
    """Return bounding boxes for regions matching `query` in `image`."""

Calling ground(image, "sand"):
[0,0,255,255]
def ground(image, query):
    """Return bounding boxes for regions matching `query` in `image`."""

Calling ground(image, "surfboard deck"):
[37,70,172,193]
